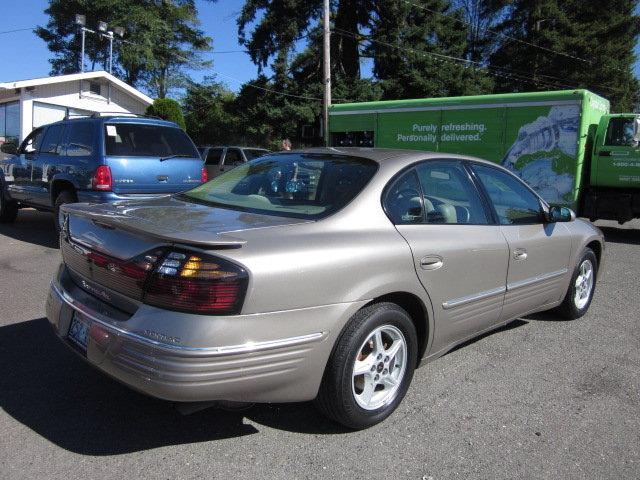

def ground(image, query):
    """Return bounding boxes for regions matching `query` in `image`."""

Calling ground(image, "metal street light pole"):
[323,0,331,147]
[80,27,86,72]
[108,31,114,74]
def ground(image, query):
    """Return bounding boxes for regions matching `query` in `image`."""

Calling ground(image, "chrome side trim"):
[330,100,580,116]
[507,268,568,292]
[442,286,506,310]
[50,282,325,356]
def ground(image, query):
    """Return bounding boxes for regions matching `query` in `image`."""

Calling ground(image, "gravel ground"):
[1,209,638,480]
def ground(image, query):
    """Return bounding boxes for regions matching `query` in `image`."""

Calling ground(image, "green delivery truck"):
[329,89,640,223]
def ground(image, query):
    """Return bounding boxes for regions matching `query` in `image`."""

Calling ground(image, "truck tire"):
[54,190,77,233]
[0,189,18,223]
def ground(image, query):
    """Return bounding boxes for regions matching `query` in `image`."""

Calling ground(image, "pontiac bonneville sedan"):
[46,148,603,429]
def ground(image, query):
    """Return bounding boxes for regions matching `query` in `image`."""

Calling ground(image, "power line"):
[0,28,34,35]
[400,0,600,67]
[332,27,626,94]
[154,47,336,102]
[332,28,579,91]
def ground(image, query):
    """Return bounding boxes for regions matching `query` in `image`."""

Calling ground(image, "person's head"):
[281,138,292,151]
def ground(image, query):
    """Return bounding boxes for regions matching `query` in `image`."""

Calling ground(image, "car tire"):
[54,190,77,233]
[556,248,598,320]
[315,302,418,430]
[0,188,18,223]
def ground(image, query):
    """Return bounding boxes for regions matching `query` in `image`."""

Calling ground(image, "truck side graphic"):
[329,90,640,224]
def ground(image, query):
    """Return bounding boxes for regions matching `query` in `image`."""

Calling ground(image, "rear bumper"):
[46,264,366,403]
[76,191,174,204]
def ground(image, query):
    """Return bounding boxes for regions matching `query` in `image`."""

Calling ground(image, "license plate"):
[68,312,90,351]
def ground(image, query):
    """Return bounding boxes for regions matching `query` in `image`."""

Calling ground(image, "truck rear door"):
[103,122,202,194]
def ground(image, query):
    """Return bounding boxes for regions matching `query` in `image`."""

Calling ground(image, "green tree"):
[183,78,239,146]
[237,0,372,81]
[366,0,493,99]
[488,0,640,111]
[36,0,214,98]
[146,97,186,129]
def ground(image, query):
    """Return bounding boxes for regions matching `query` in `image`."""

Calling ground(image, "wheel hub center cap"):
[376,362,384,373]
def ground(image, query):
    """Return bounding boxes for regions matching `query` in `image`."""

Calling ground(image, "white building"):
[0,71,153,150]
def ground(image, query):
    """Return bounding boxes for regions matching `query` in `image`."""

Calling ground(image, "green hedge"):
[146,98,186,130]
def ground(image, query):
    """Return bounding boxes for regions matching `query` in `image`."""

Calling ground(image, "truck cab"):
[583,114,640,223]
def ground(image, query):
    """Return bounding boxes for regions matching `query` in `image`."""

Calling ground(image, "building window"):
[84,81,102,96]
[0,101,20,156]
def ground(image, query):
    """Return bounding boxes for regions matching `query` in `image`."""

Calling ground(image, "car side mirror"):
[0,143,17,155]
[546,206,576,223]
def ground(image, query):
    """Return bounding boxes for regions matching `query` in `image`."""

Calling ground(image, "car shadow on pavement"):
[598,225,640,245]
[0,318,347,455]
[0,209,58,249]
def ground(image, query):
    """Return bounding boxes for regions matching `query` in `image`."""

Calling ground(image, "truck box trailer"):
[329,89,640,223]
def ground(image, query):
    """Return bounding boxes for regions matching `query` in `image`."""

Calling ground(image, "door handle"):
[513,249,528,261]
[420,255,443,270]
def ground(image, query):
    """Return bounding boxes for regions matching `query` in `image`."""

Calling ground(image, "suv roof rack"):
[62,112,165,121]
[89,112,167,121]
[63,112,92,120]
[90,111,140,118]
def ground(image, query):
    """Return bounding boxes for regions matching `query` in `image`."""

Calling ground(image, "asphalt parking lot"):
[0,209,638,480]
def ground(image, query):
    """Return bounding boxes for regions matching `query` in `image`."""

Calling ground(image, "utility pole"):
[323,0,331,147]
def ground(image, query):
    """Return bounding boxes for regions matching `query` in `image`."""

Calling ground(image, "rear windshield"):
[244,149,269,160]
[104,123,199,158]
[180,153,378,219]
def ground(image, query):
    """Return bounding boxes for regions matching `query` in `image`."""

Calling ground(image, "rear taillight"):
[92,165,112,191]
[144,250,248,315]
[201,167,208,183]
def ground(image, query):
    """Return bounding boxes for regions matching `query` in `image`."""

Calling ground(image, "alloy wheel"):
[351,325,407,411]
[574,259,594,310]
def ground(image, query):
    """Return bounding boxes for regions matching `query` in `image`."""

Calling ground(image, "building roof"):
[0,71,153,106]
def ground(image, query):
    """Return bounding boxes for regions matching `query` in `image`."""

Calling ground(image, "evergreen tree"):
[183,79,239,146]
[237,0,372,81]
[146,98,186,129]
[488,0,640,111]
[36,0,213,98]
[366,0,494,99]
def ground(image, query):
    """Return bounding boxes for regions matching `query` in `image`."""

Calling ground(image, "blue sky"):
[0,0,264,91]
[0,0,638,97]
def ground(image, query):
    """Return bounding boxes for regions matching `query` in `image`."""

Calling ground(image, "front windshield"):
[181,153,378,219]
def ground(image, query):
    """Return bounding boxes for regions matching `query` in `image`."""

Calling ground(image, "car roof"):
[40,115,179,129]
[200,146,270,150]
[284,147,501,169]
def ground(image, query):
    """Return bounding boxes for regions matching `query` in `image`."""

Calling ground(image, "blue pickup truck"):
[0,115,205,231]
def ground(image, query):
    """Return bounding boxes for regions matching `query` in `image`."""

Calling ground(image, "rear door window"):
[104,123,198,158]
[39,124,65,155]
[224,148,243,166]
[65,122,94,156]
[205,148,224,165]
[415,161,488,224]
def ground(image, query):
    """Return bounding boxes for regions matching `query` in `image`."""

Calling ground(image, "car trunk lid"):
[59,196,311,301]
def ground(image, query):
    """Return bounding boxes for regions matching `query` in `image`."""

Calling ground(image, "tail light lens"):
[92,165,112,191]
[144,250,248,314]
[201,166,208,183]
